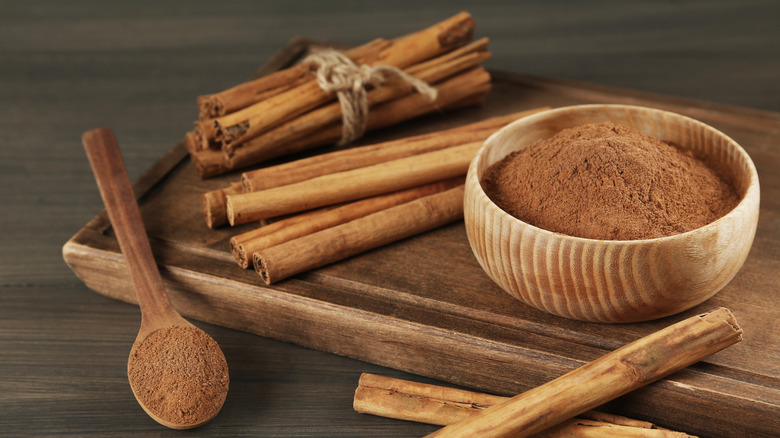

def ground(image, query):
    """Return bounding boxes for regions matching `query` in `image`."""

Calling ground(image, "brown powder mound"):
[127,326,229,426]
[482,122,740,240]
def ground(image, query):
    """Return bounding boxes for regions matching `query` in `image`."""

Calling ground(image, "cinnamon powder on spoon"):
[127,326,229,426]
[482,122,739,240]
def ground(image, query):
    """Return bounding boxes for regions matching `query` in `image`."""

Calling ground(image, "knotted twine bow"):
[304,50,438,145]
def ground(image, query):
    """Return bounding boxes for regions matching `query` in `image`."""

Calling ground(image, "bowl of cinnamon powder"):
[464,104,759,323]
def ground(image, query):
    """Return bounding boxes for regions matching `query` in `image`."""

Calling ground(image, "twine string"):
[304,50,438,145]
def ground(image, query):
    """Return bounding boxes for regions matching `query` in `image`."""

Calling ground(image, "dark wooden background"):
[2,1,778,436]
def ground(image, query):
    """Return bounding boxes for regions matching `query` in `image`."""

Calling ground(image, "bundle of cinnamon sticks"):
[187,12,494,178]
[202,108,548,284]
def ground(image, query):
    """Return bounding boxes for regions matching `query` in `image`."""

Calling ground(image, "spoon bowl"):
[83,127,229,429]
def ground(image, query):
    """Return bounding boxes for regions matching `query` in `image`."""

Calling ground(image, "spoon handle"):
[82,127,178,329]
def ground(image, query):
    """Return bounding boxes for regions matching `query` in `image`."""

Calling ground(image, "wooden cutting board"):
[63,37,780,437]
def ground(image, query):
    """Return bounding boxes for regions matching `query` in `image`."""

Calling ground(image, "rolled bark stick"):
[405,37,490,76]
[226,141,481,225]
[226,123,340,173]
[353,374,692,437]
[230,205,340,269]
[241,128,492,193]
[230,178,463,268]
[202,182,243,229]
[253,185,465,284]
[216,79,328,148]
[198,63,311,121]
[223,66,491,171]
[239,107,546,192]
[426,307,742,438]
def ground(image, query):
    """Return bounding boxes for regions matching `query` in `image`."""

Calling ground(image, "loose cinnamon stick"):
[214,12,476,150]
[226,141,481,225]
[253,185,465,284]
[240,107,548,192]
[231,178,463,268]
[426,308,742,438]
[242,128,492,193]
[224,66,491,172]
[198,64,310,120]
[353,373,692,437]
[202,182,243,229]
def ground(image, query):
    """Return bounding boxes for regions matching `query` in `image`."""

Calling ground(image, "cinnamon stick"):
[404,37,490,76]
[224,66,491,172]
[240,107,548,192]
[426,308,742,438]
[353,373,692,437]
[253,185,465,284]
[202,182,243,229]
[226,141,481,225]
[242,128,492,193]
[230,178,463,268]
[198,63,310,120]
[214,12,476,149]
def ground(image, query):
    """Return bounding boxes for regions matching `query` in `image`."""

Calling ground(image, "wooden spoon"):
[82,127,229,429]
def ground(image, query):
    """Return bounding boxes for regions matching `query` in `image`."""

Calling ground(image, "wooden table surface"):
[2,1,778,436]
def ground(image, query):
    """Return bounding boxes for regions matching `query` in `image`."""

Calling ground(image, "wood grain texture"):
[3,1,780,437]
[465,105,761,322]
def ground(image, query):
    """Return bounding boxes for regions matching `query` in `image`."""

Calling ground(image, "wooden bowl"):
[464,104,760,323]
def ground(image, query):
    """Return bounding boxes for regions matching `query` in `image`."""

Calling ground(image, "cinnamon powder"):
[127,326,229,426]
[482,122,739,240]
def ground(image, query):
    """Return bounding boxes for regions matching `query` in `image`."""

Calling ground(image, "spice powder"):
[481,122,740,240]
[127,326,229,426]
